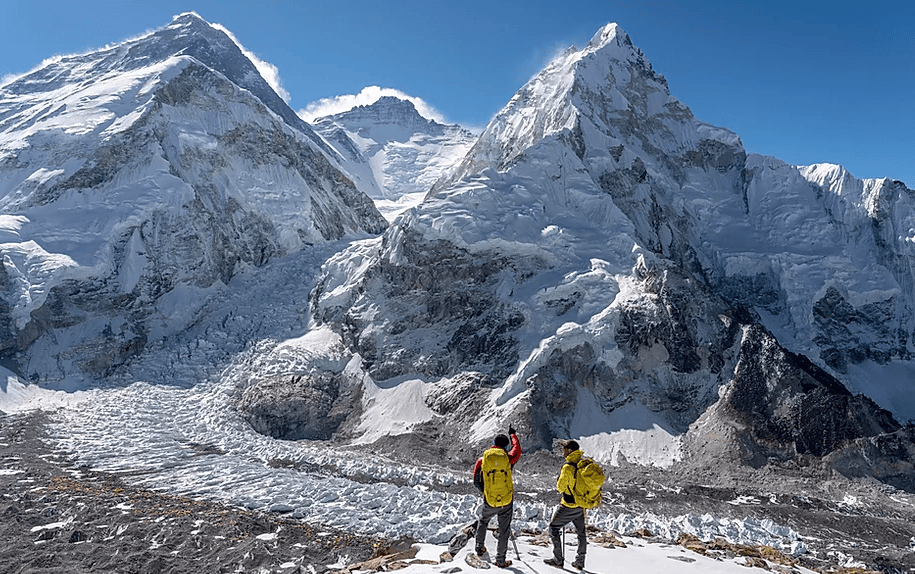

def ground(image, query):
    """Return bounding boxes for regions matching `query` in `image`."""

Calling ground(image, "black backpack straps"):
[564,460,579,478]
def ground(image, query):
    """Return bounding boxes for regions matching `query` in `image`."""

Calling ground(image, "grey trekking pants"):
[475,500,513,562]
[549,504,586,563]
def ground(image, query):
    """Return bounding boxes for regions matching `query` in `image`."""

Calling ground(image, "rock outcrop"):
[0,14,387,383]
[305,23,915,484]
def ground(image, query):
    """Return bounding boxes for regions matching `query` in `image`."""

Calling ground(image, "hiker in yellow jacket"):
[543,440,587,570]
[471,426,522,568]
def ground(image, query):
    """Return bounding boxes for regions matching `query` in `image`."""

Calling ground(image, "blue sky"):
[2,0,912,185]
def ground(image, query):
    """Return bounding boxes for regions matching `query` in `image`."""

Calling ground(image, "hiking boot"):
[572,558,585,570]
[495,559,512,568]
[475,547,488,557]
[543,558,563,568]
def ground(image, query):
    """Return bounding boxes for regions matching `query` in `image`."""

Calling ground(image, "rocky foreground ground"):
[3,411,915,574]
[0,412,383,574]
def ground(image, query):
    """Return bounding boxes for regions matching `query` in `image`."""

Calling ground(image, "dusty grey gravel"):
[0,411,381,574]
[4,410,915,573]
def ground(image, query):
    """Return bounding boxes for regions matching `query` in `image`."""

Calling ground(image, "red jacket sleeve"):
[472,458,483,491]
[507,434,522,466]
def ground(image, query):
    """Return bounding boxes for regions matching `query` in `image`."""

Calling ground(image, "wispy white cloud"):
[298,86,448,123]
[210,21,291,103]
[0,73,19,88]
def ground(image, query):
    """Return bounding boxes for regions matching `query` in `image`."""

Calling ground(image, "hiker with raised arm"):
[471,425,522,568]
[543,439,605,570]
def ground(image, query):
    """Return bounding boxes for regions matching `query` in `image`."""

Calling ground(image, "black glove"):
[508,425,516,436]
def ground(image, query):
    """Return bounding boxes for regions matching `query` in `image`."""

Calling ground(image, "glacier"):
[0,13,386,386]
[0,14,913,572]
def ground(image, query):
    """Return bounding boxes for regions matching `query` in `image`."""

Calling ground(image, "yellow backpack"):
[569,457,605,509]
[481,447,513,507]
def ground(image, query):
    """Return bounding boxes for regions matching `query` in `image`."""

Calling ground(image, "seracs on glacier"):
[0,15,913,569]
[0,12,386,385]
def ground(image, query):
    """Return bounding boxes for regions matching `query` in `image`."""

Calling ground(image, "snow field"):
[360,532,818,574]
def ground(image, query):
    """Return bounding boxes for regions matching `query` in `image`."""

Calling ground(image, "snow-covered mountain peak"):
[575,23,660,95]
[135,12,306,132]
[587,22,625,47]
[584,23,640,62]
[305,20,915,495]
[438,22,705,188]
[167,11,212,29]
[148,11,247,65]
[799,163,863,197]
[0,15,386,382]
[3,12,272,114]
[311,94,476,219]
[336,96,431,127]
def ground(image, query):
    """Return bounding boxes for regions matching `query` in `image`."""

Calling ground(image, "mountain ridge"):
[301,21,915,491]
[312,94,476,220]
[0,13,386,384]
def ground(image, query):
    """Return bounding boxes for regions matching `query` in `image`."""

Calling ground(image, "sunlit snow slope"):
[309,23,915,485]
[312,96,476,221]
[0,13,387,386]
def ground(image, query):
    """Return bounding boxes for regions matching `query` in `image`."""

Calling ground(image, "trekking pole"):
[510,529,522,561]
[561,526,565,564]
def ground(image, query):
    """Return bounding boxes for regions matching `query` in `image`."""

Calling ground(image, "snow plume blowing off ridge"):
[206,17,291,103]
[307,18,915,496]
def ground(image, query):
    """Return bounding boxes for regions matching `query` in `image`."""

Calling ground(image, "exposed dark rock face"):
[0,263,23,361]
[526,343,609,447]
[813,286,908,371]
[424,372,492,417]
[719,275,784,314]
[313,228,536,383]
[719,324,902,462]
[827,424,915,492]
[239,372,361,440]
[684,139,747,173]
